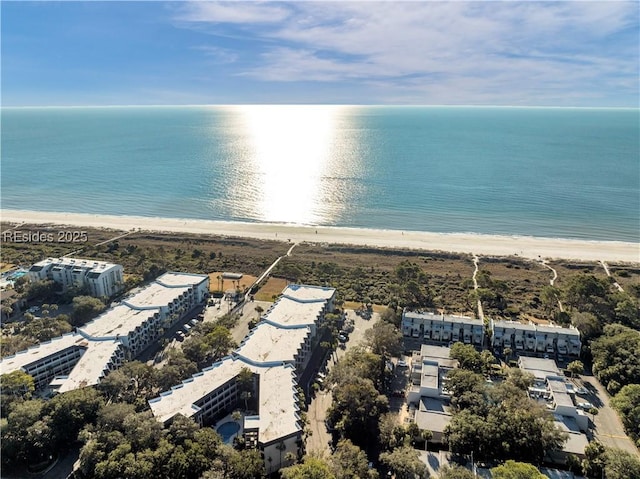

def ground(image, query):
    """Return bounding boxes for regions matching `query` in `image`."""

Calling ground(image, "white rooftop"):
[149,357,246,423]
[248,365,300,444]
[124,282,191,309]
[156,272,209,288]
[53,340,123,393]
[420,362,439,390]
[519,357,562,380]
[148,357,301,445]
[419,345,458,369]
[0,333,85,374]
[536,323,581,337]
[236,323,310,366]
[264,296,324,328]
[280,284,335,303]
[32,257,119,271]
[80,304,160,339]
[404,310,477,325]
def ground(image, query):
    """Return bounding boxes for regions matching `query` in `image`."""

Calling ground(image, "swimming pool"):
[7,270,26,281]
[216,421,241,443]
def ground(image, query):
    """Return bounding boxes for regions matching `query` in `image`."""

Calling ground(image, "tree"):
[443,369,486,412]
[1,399,51,467]
[205,325,238,361]
[330,439,378,479]
[379,446,428,479]
[611,384,640,446]
[281,456,336,479]
[379,413,409,451]
[603,448,640,479]
[571,311,602,340]
[71,295,106,326]
[581,441,606,479]
[327,377,389,450]
[566,360,584,378]
[450,343,483,372]
[591,324,640,394]
[564,274,613,320]
[1,370,35,398]
[540,285,561,318]
[491,460,546,479]
[505,368,534,391]
[44,387,104,448]
[329,347,386,392]
[438,465,475,479]
[26,279,58,301]
[365,321,403,358]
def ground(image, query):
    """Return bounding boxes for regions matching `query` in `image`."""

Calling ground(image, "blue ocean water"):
[1,105,638,242]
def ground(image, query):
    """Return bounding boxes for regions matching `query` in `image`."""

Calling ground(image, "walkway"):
[63,229,135,258]
[244,242,298,302]
[539,259,565,312]
[472,254,485,322]
[599,260,624,292]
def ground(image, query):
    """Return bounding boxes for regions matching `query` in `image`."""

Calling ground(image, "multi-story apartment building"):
[491,319,581,357]
[28,257,124,298]
[402,310,484,347]
[148,284,336,475]
[1,272,209,392]
[518,356,589,461]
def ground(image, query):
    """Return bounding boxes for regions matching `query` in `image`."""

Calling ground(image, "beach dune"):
[1,209,638,263]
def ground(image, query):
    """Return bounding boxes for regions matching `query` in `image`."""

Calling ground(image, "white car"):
[577,402,594,411]
[397,359,407,368]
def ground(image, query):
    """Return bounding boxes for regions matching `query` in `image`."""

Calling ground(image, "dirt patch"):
[208,272,258,293]
[255,277,288,301]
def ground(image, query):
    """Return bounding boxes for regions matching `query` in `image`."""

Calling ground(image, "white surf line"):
[472,254,485,322]
[599,260,624,292]
[539,259,564,312]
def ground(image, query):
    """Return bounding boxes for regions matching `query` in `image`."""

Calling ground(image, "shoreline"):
[1,209,638,263]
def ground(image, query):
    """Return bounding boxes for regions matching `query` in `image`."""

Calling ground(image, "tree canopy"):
[490,460,546,479]
[611,384,640,447]
[591,323,640,394]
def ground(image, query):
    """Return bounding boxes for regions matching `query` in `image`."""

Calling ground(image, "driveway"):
[581,374,639,456]
[304,309,378,455]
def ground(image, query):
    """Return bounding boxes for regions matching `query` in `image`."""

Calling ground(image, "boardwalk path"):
[539,259,565,312]
[599,260,624,292]
[472,254,485,322]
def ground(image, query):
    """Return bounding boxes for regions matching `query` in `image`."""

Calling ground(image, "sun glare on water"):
[237,105,343,225]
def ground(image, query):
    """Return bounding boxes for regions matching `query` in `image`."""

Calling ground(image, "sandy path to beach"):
[2,209,638,263]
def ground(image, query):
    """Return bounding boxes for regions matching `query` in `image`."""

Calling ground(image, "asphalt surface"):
[581,374,639,456]
[305,310,378,455]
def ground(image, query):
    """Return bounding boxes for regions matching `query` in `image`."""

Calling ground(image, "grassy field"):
[2,221,638,324]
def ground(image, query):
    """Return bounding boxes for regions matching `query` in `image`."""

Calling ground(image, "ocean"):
[1,105,638,242]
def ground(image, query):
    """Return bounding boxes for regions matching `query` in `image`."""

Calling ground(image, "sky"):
[2,1,639,107]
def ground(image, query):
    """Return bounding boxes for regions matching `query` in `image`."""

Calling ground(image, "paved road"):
[305,310,378,455]
[581,374,639,456]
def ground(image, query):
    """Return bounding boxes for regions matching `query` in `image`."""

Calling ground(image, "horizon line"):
[2,103,638,110]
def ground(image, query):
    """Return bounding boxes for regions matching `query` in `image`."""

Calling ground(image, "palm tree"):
[276,441,287,467]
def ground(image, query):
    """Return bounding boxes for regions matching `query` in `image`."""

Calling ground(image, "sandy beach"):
[2,209,638,263]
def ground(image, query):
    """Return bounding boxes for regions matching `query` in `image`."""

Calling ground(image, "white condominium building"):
[1,272,209,392]
[491,319,581,357]
[148,284,336,475]
[402,310,484,347]
[28,257,124,298]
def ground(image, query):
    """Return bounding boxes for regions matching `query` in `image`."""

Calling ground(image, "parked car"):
[397,359,408,368]
[338,334,348,343]
[577,402,594,411]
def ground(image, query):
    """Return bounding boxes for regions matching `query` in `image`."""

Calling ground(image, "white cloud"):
[176,1,291,24]
[176,1,639,105]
